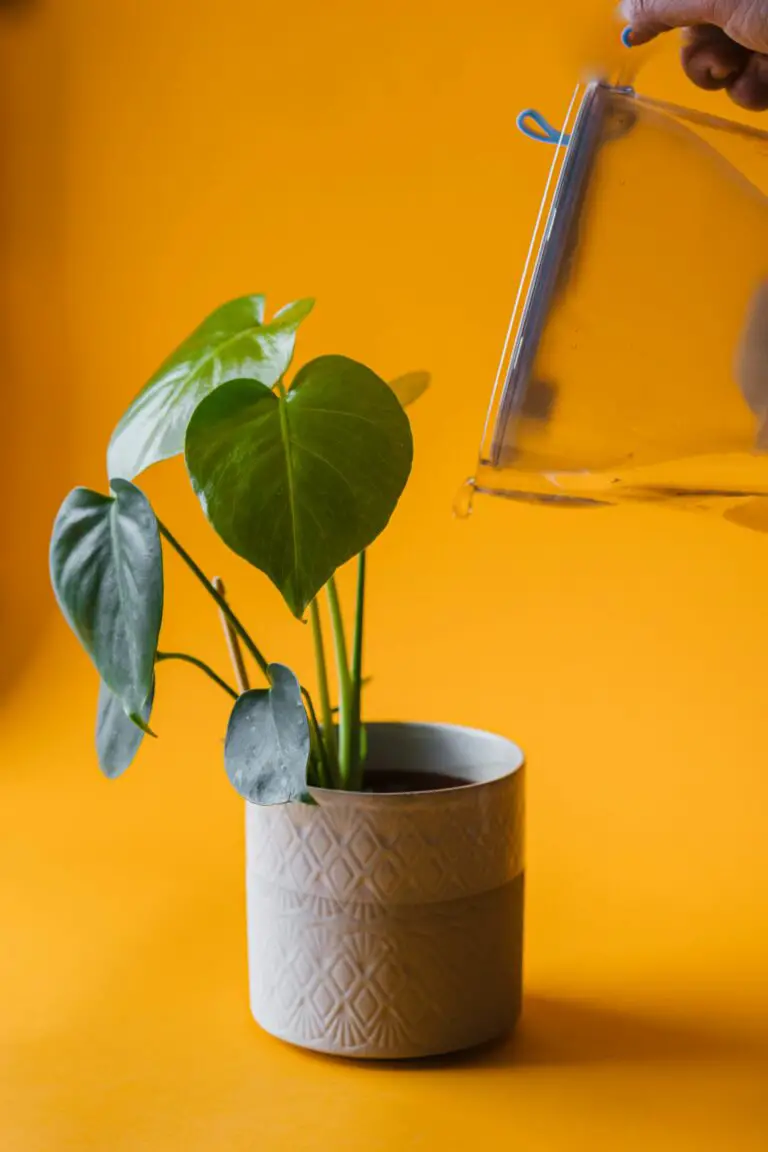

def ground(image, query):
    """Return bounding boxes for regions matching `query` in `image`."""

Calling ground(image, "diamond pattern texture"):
[247,769,524,905]
[246,727,524,1058]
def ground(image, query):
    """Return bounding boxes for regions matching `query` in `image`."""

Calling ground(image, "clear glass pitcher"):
[470,80,768,528]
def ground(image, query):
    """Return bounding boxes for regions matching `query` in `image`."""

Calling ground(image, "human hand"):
[621,0,768,109]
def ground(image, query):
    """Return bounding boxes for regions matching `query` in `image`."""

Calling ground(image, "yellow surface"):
[2,2,768,1149]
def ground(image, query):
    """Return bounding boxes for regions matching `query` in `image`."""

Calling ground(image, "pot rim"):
[309,720,524,799]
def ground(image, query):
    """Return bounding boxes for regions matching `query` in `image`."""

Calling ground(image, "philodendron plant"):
[50,295,428,803]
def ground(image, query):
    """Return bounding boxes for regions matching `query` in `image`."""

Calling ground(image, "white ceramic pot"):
[245,722,524,1059]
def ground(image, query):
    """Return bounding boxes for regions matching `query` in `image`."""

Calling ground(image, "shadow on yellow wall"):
[0,3,69,693]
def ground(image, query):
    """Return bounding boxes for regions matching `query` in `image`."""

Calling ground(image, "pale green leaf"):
[107,295,314,480]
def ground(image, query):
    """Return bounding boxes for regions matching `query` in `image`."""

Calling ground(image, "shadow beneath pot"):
[504,994,768,1067]
[339,994,768,1071]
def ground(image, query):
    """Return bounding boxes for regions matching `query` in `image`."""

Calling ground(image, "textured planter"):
[245,722,524,1059]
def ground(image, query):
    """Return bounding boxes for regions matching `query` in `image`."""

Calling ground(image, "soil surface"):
[362,770,471,793]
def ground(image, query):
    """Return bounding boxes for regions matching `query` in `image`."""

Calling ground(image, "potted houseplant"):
[49,294,524,1059]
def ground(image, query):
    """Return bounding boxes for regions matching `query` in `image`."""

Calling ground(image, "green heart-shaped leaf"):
[96,679,154,779]
[224,664,310,804]
[107,295,315,481]
[49,479,163,715]
[185,355,413,617]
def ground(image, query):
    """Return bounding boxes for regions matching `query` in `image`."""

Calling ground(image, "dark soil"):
[362,770,471,794]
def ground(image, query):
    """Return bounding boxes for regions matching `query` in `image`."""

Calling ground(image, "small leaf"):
[49,479,163,715]
[224,664,310,804]
[185,355,413,617]
[389,370,431,408]
[107,295,315,481]
[96,680,154,779]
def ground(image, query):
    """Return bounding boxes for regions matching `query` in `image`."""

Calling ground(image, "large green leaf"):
[185,355,413,617]
[107,295,315,481]
[49,479,163,717]
[96,680,154,779]
[224,664,310,804]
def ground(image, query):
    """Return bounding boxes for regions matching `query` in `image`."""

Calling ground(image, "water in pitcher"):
[469,83,768,530]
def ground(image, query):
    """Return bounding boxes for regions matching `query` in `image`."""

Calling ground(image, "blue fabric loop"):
[516,108,571,146]
[621,25,634,48]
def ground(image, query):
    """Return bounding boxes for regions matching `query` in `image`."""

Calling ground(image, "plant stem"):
[326,574,353,787]
[155,651,238,700]
[157,521,270,681]
[350,550,366,790]
[301,686,330,789]
[310,599,338,774]
[212,577,250,693]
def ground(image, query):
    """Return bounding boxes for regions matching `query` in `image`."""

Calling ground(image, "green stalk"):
[155,651,238,700]
[326,574,353,787]
[301,686,330,789]
[310,599,339,785]
[157,521,270,681]
[350,551,366,790]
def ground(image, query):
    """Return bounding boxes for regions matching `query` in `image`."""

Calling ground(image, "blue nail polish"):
[621,25,634,48]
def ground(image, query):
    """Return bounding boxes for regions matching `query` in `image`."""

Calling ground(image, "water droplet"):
[453,478,476,520]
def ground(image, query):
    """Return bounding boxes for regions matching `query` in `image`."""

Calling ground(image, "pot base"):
[249,872,524,1060]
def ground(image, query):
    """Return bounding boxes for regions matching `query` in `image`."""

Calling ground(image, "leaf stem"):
[310,599,339,779]
[155,651,238,700]
[326,574,352,787]
[301,686,330,789]
[212,577,250,693]
[350,551,366,790]
[157,521,270,681]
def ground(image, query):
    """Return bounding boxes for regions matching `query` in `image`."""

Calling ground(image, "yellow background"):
[2,2,768,1148]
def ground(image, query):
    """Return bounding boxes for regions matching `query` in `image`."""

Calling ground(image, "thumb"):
[620,0,724,44]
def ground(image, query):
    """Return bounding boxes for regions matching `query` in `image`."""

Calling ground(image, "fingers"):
[678,26,768,108]
[621,4,768,111]
[620,0,721,43]
[621,0,768,53]
[726,49,768,109]
[681,25,751,89]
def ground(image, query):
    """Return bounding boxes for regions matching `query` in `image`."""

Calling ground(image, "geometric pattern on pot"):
[245,769,524,906]
[245,723,525,1057]
[247,875,524,1058]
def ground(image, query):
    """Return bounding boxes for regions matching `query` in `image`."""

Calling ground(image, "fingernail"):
[709,63,736,81]
[621,25,634,47]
